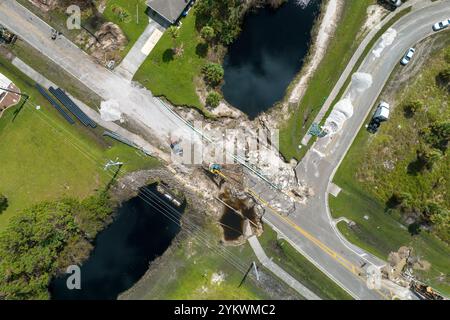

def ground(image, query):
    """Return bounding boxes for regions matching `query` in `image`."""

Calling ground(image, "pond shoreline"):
[49,167,208,300]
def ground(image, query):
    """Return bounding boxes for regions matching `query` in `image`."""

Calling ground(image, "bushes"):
[421,121,450,152]
[206,91,222,108]
[0,193,113,299]
[0,194,7,214]
[200,26,215,43]
[202,63,224,86]
[436,68,450,92]
[402,100,423,117]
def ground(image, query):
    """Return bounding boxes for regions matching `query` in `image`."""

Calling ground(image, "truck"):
[388,0,402,8]
[367,101,390,133]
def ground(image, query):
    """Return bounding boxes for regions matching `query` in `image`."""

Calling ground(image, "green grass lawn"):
[130,221,351,300]
[258,226,353,300]
[0,56,159,231]
[279,0,376,161]
[133,12,210,114]
[103,0,150,59]
[130,222,293,300]
[330,42,450,295]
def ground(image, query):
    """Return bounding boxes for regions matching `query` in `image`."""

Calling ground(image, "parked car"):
[433,19,449,31]
[389,0,402,8]
[401,48,416,65]
[367,102,390,134]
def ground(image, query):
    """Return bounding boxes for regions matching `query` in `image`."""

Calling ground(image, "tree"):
[200,26,215,43]
[429,204,450,243]
[202,63,224,86]
[0,194,7,213]
[416,145,442,171]
[167,26,181,55]
[391,191,414,211]
[422,121,450,152]
[206,91,222,108]
[0,193,113,299]
[195,0,243,45]
[402,100,423,117]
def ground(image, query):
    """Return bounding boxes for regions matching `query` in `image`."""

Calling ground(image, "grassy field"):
[330,41,450,295]
[279,0,376,161]
[124,221,352,300]
[133,12,209,114]
[127,222,296,300]
[0,56,159,231]
[258,226,353,300]
[9,39,102,108]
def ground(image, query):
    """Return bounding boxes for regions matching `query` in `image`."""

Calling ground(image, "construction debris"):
[88,22,128,64]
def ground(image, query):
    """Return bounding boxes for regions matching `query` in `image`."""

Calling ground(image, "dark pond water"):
[222,0,322,119]
[219,193,258,241]
[50,184,183,300]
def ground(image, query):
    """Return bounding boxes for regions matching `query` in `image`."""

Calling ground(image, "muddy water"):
[222,0,322,119]
[49,184,184,300]
[220,191,258,241]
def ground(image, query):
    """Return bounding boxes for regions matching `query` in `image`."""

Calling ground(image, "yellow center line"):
[246,188,395,299]
[245,188,359,275]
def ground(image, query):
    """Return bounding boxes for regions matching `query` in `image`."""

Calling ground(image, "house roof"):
[0,73,12,97]
[146,0,190,24]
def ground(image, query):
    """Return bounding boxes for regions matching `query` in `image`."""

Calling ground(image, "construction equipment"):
[209,163,223,175]
[308,123,327,138]
[410,281,445,300]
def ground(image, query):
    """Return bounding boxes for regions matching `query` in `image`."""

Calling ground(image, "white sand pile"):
[323,98,354,135]
[351,72,373,93]
[372,28,397,58]
[100,99,123,122]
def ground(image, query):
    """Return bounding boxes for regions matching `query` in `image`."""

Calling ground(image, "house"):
[146,0,193,25]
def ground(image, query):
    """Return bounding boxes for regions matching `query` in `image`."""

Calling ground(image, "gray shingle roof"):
[146,0,190,24]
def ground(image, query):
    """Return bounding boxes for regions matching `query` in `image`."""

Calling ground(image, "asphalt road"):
[1,0,449,300]
[248,0,450,299]
[0,0,197,149]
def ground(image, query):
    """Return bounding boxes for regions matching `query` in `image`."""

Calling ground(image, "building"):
[0,72,20,115]
[146,0,193,25]
[0,73,12,104]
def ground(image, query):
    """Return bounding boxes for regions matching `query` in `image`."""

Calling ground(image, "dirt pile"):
[88,22,128,64]
[29,0,58,11]
[383,246,432,287]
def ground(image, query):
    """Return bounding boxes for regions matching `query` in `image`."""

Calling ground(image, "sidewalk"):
[114,19,165,81]
[248,235,321,300]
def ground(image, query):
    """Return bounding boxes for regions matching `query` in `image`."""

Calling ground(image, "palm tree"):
[167,26,181,55]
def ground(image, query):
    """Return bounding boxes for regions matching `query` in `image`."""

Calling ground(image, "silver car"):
[401,48,415,65]
[433,19,449,31]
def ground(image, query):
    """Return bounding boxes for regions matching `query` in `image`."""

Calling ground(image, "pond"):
[222,0,322,119]
[49,184,183,300]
